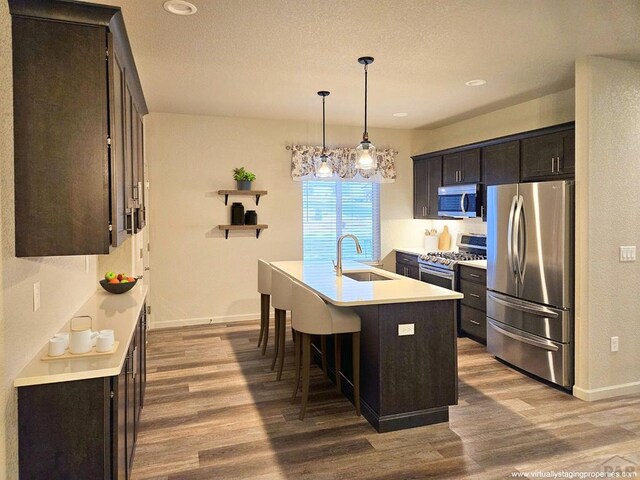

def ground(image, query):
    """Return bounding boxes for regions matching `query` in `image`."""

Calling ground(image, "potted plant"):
[233,167,256,191]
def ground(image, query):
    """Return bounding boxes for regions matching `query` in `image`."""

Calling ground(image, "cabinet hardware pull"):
[556,156,561,172]
[469,273,480,278]
[551,157,555,173]
[481,205,484,218]
[469,293,480,298]
[470,320,481,326]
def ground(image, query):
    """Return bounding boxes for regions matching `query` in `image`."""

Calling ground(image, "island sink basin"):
[343,271,394,282]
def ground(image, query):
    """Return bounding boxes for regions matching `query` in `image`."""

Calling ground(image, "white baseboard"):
[150,312,287,330]
[573,381,640,401]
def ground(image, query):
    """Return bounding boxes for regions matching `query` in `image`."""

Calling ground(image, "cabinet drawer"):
[459,266,486,284]
[460,305,486,341]
[396,252,419,267]
[460,279,486,310]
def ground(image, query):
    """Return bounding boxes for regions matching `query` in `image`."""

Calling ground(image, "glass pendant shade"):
[356,140,377,170]
[316,153,332,178]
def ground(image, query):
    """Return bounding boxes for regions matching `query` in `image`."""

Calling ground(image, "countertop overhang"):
[270,260,462,306]
[14,283,148,388]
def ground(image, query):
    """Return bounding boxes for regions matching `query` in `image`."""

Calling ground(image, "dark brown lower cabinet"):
[395,251,420,280]
[18,308,147,480]
[458,266,487,343]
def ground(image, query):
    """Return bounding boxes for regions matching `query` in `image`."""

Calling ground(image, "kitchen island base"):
[312,299,457,433]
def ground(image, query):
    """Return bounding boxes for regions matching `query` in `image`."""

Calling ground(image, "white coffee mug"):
[99,329,115,342]
[48,337,66,357]
[54,332,69,349]
[96,333,114,353]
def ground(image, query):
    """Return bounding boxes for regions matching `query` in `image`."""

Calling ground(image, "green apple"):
[105,271,116,281]
[120,279,129,283]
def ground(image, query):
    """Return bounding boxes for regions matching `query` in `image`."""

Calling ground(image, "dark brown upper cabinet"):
[10,0,147,257]
[482,141,520,186]
[442,148,481,185]
[521,129,575,181]
[413,156,442,219]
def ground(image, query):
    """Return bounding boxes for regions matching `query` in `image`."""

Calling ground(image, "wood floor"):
[131,320,640,480]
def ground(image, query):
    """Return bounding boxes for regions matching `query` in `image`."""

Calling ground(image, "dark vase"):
[236,180,252,191]
[231,203,245,225]
[245,210,257,225]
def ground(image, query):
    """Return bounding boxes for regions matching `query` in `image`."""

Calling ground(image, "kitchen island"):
[270,260,463,433]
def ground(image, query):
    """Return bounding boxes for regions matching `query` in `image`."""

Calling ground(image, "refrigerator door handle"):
[487,291,559,318]
[488,320,559,352]
[514,195,527,284]
[507,195,518,279]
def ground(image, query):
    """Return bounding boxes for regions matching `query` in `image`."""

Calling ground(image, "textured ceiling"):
[88,0,640,129]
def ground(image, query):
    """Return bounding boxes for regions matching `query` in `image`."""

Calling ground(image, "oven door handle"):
[419,267,455,280]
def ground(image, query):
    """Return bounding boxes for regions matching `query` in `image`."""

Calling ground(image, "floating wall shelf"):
[218,190,268,206]
[218,224,268,239]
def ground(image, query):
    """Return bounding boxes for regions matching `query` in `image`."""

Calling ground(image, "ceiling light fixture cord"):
[322,94,326,151]
[363,63,368,141]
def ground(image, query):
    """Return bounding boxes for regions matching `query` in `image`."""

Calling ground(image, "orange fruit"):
[127,277,135,282]
[108,278,119,284]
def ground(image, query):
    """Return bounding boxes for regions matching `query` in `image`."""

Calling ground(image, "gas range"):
[418,251,487,270]
[418,233,487,271]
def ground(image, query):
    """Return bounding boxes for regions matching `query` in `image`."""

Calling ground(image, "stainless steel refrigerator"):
[486,180,574,389]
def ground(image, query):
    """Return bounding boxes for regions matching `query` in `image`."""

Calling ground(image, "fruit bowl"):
[99,278,137,294]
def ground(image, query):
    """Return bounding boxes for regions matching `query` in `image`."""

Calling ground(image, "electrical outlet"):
[619,246,636,262]
[33,282,41,312]
[611,336,619,352]
[398,324,415,336]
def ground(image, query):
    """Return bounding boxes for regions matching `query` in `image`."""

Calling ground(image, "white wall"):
[574,56,640,400]
[146,113,420,327]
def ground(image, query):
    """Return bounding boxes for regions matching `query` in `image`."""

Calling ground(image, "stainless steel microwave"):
[438,184,481,218]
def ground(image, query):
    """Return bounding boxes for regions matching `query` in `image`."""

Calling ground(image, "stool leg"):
[271,309,281,371]
[261,299,270,356]
[352,331,361,417]
[257,294,268,348]
[291,330,301,403]
[321,336,327,377]
[334,333,341,393]
[300,333,311,421]
[276,313,286,381]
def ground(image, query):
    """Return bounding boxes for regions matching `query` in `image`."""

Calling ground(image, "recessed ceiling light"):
[465,79,487,87]
[163,0,197,16]
[393,112,408,117]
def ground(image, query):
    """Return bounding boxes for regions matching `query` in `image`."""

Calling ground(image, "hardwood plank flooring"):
[131,321,640,480]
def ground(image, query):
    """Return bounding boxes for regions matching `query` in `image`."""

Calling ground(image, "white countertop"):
[395,247,429,257]
[458,259,487,270]
[14,283,148,388]
[270,260,462,307]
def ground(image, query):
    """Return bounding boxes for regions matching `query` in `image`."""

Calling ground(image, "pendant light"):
[316,90,333,178]
[355,56,376,170]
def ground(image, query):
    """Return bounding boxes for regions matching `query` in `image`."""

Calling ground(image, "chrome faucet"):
[334,234,363,276]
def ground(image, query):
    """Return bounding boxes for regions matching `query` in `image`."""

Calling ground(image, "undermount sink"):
[343,271,394,282]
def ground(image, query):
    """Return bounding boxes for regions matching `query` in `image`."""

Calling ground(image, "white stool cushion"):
[271,268,293,311]
[292,282,360,335]
[258,259,272,295]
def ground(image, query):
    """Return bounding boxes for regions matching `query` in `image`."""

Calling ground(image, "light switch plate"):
[33,282,40,312]
[398,324,415,336]
[619,246,636,262]
[611,336,619,352]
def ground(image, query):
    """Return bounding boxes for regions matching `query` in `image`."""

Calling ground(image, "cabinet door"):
[442,153,461,185]
[482,141,519,185]
[124,84,136,235]
[126,341,136,475]
[558,130,575,176]
[109,39,129,248]
[114,361,127,480]
[139,308,147,408]
[136,113,147,230]
[521,132,563,180]
[12,17,110,256]
[413,160,428,218]
[460,149,481,183]
[426,156,443,217]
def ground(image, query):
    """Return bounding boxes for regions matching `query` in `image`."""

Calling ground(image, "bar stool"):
[270,269,293,381]
[257,259,272,355]
[290,282,361,420]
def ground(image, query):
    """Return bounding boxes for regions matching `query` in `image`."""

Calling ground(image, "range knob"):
[442,259,451,265]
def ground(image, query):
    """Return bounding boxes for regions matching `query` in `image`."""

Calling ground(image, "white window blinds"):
[302,181,380,262]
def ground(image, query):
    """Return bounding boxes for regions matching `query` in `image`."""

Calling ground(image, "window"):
[302,181,380,262]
